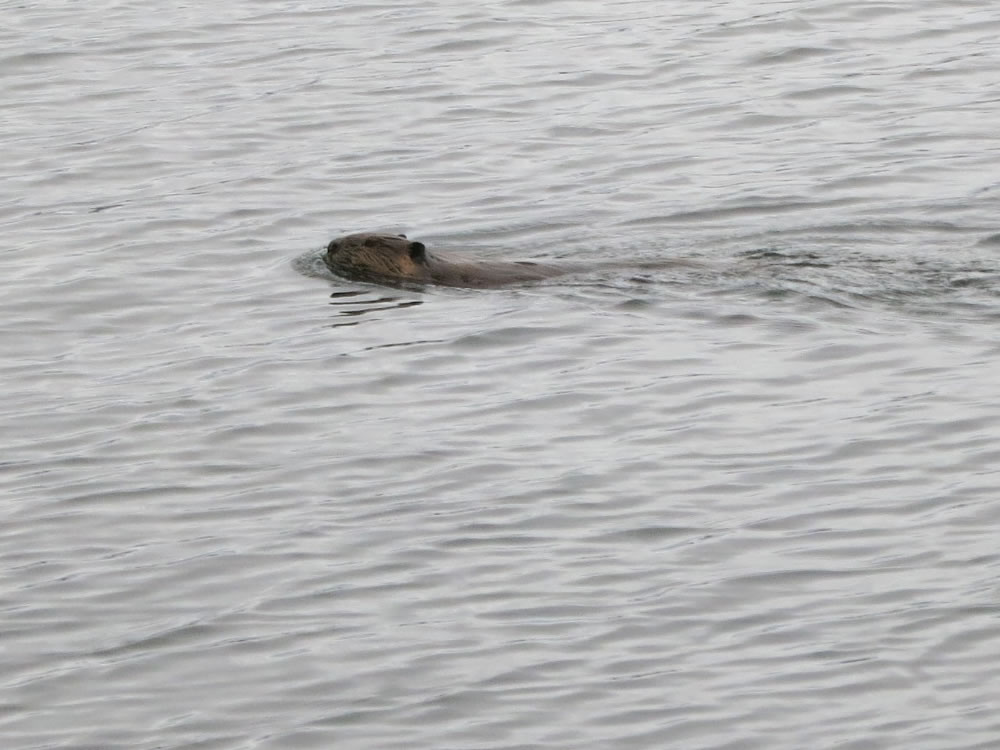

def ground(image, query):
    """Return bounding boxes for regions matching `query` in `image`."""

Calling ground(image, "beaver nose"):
[326,240,340,254]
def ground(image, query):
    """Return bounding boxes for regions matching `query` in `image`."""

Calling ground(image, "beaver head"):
[324,233,431,285]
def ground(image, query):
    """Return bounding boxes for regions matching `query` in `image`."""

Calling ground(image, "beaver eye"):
[326,240,340,253]
[398,233,407,239]
[409,241,426,262]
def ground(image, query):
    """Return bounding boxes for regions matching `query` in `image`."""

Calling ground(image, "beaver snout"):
[326,239,340,254]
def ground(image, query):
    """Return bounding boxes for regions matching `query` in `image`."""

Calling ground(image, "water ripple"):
[3,1,1000,749]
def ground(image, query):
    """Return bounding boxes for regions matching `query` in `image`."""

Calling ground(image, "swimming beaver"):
[324,232,570,289]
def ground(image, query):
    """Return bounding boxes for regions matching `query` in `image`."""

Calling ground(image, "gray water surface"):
[3,2,1000,749]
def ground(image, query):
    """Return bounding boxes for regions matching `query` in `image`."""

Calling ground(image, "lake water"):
[3,1,1000,748]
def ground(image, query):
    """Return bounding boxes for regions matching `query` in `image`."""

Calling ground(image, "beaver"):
[323,232,570,289]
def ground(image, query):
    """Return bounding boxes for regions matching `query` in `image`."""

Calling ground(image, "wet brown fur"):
[324,233,568,289]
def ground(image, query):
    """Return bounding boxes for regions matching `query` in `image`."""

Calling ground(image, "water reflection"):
[328,289,424,326]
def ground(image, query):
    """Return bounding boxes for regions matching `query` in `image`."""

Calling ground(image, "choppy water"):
[3,1,1000,748]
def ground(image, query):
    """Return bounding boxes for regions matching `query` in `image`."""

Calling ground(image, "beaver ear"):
[408,241,426,262]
